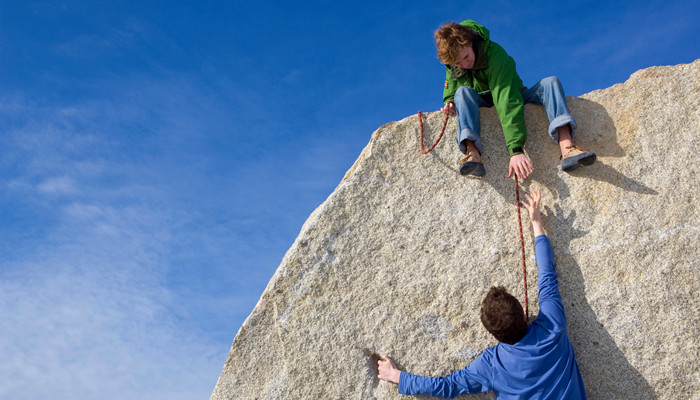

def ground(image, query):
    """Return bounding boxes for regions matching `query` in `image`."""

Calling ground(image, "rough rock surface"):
[211,60,700,400]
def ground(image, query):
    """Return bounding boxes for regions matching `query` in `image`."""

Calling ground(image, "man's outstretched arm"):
[521,189,566,327]
[377,354,488,398]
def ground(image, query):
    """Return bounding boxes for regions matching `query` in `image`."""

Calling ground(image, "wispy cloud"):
[37,176,77,194]
[0,247,220,399]
[0,186,222,398]
[0,81,242,399]
[51,18,154,59]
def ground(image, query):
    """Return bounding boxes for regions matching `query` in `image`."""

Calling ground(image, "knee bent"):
[540,76,562,88]
[455,85,480,102]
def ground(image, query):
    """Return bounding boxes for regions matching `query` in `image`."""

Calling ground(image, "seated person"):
[435,20,595,178]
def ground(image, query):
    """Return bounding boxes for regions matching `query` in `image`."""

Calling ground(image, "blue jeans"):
[454,76,577,155]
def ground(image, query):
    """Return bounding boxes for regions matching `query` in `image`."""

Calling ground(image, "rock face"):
[211,60,700,399]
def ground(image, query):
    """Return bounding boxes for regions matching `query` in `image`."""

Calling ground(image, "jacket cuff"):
[509,146,524,156]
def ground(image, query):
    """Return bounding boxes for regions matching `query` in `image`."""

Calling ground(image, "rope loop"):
[418,111,450,154]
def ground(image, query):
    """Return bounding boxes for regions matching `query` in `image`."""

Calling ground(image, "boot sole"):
[562,152,597,172]
[459,161,486,176]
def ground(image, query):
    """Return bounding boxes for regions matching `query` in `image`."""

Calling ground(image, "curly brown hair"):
[434,22,479,65]
[480,286,528,345]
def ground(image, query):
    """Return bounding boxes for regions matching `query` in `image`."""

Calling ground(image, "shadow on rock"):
[564,161,657,195]
[567,97,626,158]
[545,204,656,399]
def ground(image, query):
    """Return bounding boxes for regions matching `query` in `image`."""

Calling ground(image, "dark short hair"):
[480,286,528,345]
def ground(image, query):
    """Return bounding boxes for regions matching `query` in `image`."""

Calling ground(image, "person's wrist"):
[531,220,544,232]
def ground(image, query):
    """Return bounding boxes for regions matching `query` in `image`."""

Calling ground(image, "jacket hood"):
[444,20,491,76]
[459,19,490,41]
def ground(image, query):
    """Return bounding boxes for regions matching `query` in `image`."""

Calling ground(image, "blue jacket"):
[399,236,587,399]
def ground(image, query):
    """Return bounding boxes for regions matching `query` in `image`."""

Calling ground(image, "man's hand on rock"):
[377,354,401,384]
[508,153,534,180]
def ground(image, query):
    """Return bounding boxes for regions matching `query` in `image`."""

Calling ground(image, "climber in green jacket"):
[435,20,596,178]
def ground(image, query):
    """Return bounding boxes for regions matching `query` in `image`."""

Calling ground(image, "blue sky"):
[0,1,697,398]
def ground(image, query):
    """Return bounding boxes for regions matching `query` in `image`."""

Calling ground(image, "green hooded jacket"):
[442,20,526,156]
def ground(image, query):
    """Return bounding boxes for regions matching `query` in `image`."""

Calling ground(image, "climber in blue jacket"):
[377,189,587,399]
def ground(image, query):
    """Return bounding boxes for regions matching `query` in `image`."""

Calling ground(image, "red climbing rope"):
[418,109,528,318]
[514,175,529,320]
[417,111,450,154]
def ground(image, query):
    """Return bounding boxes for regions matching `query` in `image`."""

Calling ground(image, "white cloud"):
[0,256,220,400]
[0,54,319,397]
[0,183,222,399]
[38,176,77,194]
[0,87,231,399]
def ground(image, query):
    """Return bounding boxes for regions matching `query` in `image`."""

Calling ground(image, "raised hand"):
[522,189,545,236]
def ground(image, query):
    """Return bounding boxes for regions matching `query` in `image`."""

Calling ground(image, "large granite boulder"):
[211,60,700,399]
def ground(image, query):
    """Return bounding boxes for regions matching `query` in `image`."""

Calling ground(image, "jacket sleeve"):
[398,353,492,398]
[442,67,460,104]
[486,45,527,156]
[535,235,567,330]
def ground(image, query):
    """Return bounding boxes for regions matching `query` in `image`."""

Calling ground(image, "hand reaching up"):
[521,188,545,236]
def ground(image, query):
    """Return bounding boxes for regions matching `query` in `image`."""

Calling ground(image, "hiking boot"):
[561,145,596,172]
[458,152,486,176]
